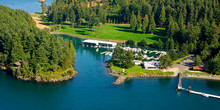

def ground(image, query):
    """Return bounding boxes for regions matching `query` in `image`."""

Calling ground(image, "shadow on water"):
[206,80,220,90]
[158,78,172,86]
[124,78,134,88]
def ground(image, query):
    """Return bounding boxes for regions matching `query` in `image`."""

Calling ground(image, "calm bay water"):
[0,1,220,109]
[0,35,220,110]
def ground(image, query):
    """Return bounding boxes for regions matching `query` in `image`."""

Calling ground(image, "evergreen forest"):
[0,6,75,79]
[44,0,220,74]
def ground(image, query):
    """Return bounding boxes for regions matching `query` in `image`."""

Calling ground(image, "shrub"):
[126,40,135,46]
[138,39,148,47]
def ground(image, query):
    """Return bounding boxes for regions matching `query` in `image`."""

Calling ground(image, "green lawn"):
[183,72,210,75]
[171,55,190,65]
[112,65,173,76]
[56,24,167,44]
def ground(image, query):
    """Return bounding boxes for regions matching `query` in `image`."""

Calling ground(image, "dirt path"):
[32,16,49,29]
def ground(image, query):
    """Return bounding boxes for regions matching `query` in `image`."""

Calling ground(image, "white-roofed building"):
[82,39,117,48]
[143,61,160,70]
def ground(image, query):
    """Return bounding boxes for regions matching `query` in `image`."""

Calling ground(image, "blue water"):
[0,1,220,110]
[0,0,53,13]
[0,35,220,110]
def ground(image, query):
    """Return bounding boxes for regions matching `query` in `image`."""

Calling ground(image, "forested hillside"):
[0,6,75,80]
[44,0,220,74]
[47,0,219,50]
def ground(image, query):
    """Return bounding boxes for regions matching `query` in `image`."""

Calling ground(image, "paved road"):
[172,56,194,73]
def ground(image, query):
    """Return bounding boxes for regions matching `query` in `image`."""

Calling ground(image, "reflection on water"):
[158,78,172,86]
[124,79,134,88]
[206,80,220,90]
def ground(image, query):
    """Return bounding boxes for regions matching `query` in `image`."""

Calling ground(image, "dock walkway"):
[177,73,220,99]
[178,87,220,99]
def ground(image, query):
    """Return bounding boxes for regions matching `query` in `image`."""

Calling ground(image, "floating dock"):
[178,87,220,99]
[177,73,220,99]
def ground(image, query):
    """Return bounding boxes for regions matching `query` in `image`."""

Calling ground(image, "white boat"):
[96,48,99,52]
[105,52,109,55]
[100,52,105,55]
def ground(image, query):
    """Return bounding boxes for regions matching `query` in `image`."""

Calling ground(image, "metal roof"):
[83,39,117,46]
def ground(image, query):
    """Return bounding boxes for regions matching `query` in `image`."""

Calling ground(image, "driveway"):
[172,56,194,73]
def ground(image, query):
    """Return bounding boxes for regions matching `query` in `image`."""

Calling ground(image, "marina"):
[82,39,165,61]
[0,35,220,110]
[0,0,220,109]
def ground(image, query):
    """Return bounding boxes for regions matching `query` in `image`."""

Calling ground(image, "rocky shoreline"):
[0,66,77,83]
[105,61,220,85]
[105,61,175,85]
[16,71,77,83]
[182,74,220,80]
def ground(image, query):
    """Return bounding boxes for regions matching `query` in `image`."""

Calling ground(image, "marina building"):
[82,39,117,48]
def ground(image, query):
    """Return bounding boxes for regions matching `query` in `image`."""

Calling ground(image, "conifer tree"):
[124,51,134,68]
[194,55,202,66]
[137,11,142,31]
[69,8,76,29]
[142,14,149,34]
[52,6,58,24]
[169,38,175,50]
[158,39,163,49]
[159,4,166,26]
[130,11,137,32]
[149,14,156,34]
[166,16,175,38]
[210,21,219,46]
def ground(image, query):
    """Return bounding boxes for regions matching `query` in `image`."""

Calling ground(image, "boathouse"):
[82,39,117,48]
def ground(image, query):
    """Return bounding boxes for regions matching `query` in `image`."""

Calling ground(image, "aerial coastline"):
[30,13,220,84]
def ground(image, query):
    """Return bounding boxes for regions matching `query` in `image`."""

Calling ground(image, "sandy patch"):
[32,16,49,29]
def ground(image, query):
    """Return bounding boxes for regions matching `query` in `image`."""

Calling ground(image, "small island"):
[0,6,76,82]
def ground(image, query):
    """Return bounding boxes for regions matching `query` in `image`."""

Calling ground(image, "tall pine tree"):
[130,11,137,32]
[149,14,156,34]
[142,14,149,34]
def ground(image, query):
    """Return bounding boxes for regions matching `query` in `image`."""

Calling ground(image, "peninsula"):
[0,6,76,82]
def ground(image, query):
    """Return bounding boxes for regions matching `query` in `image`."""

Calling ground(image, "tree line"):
[43,0,220,74]
[46,0,107,28]
[0,6,75,78]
